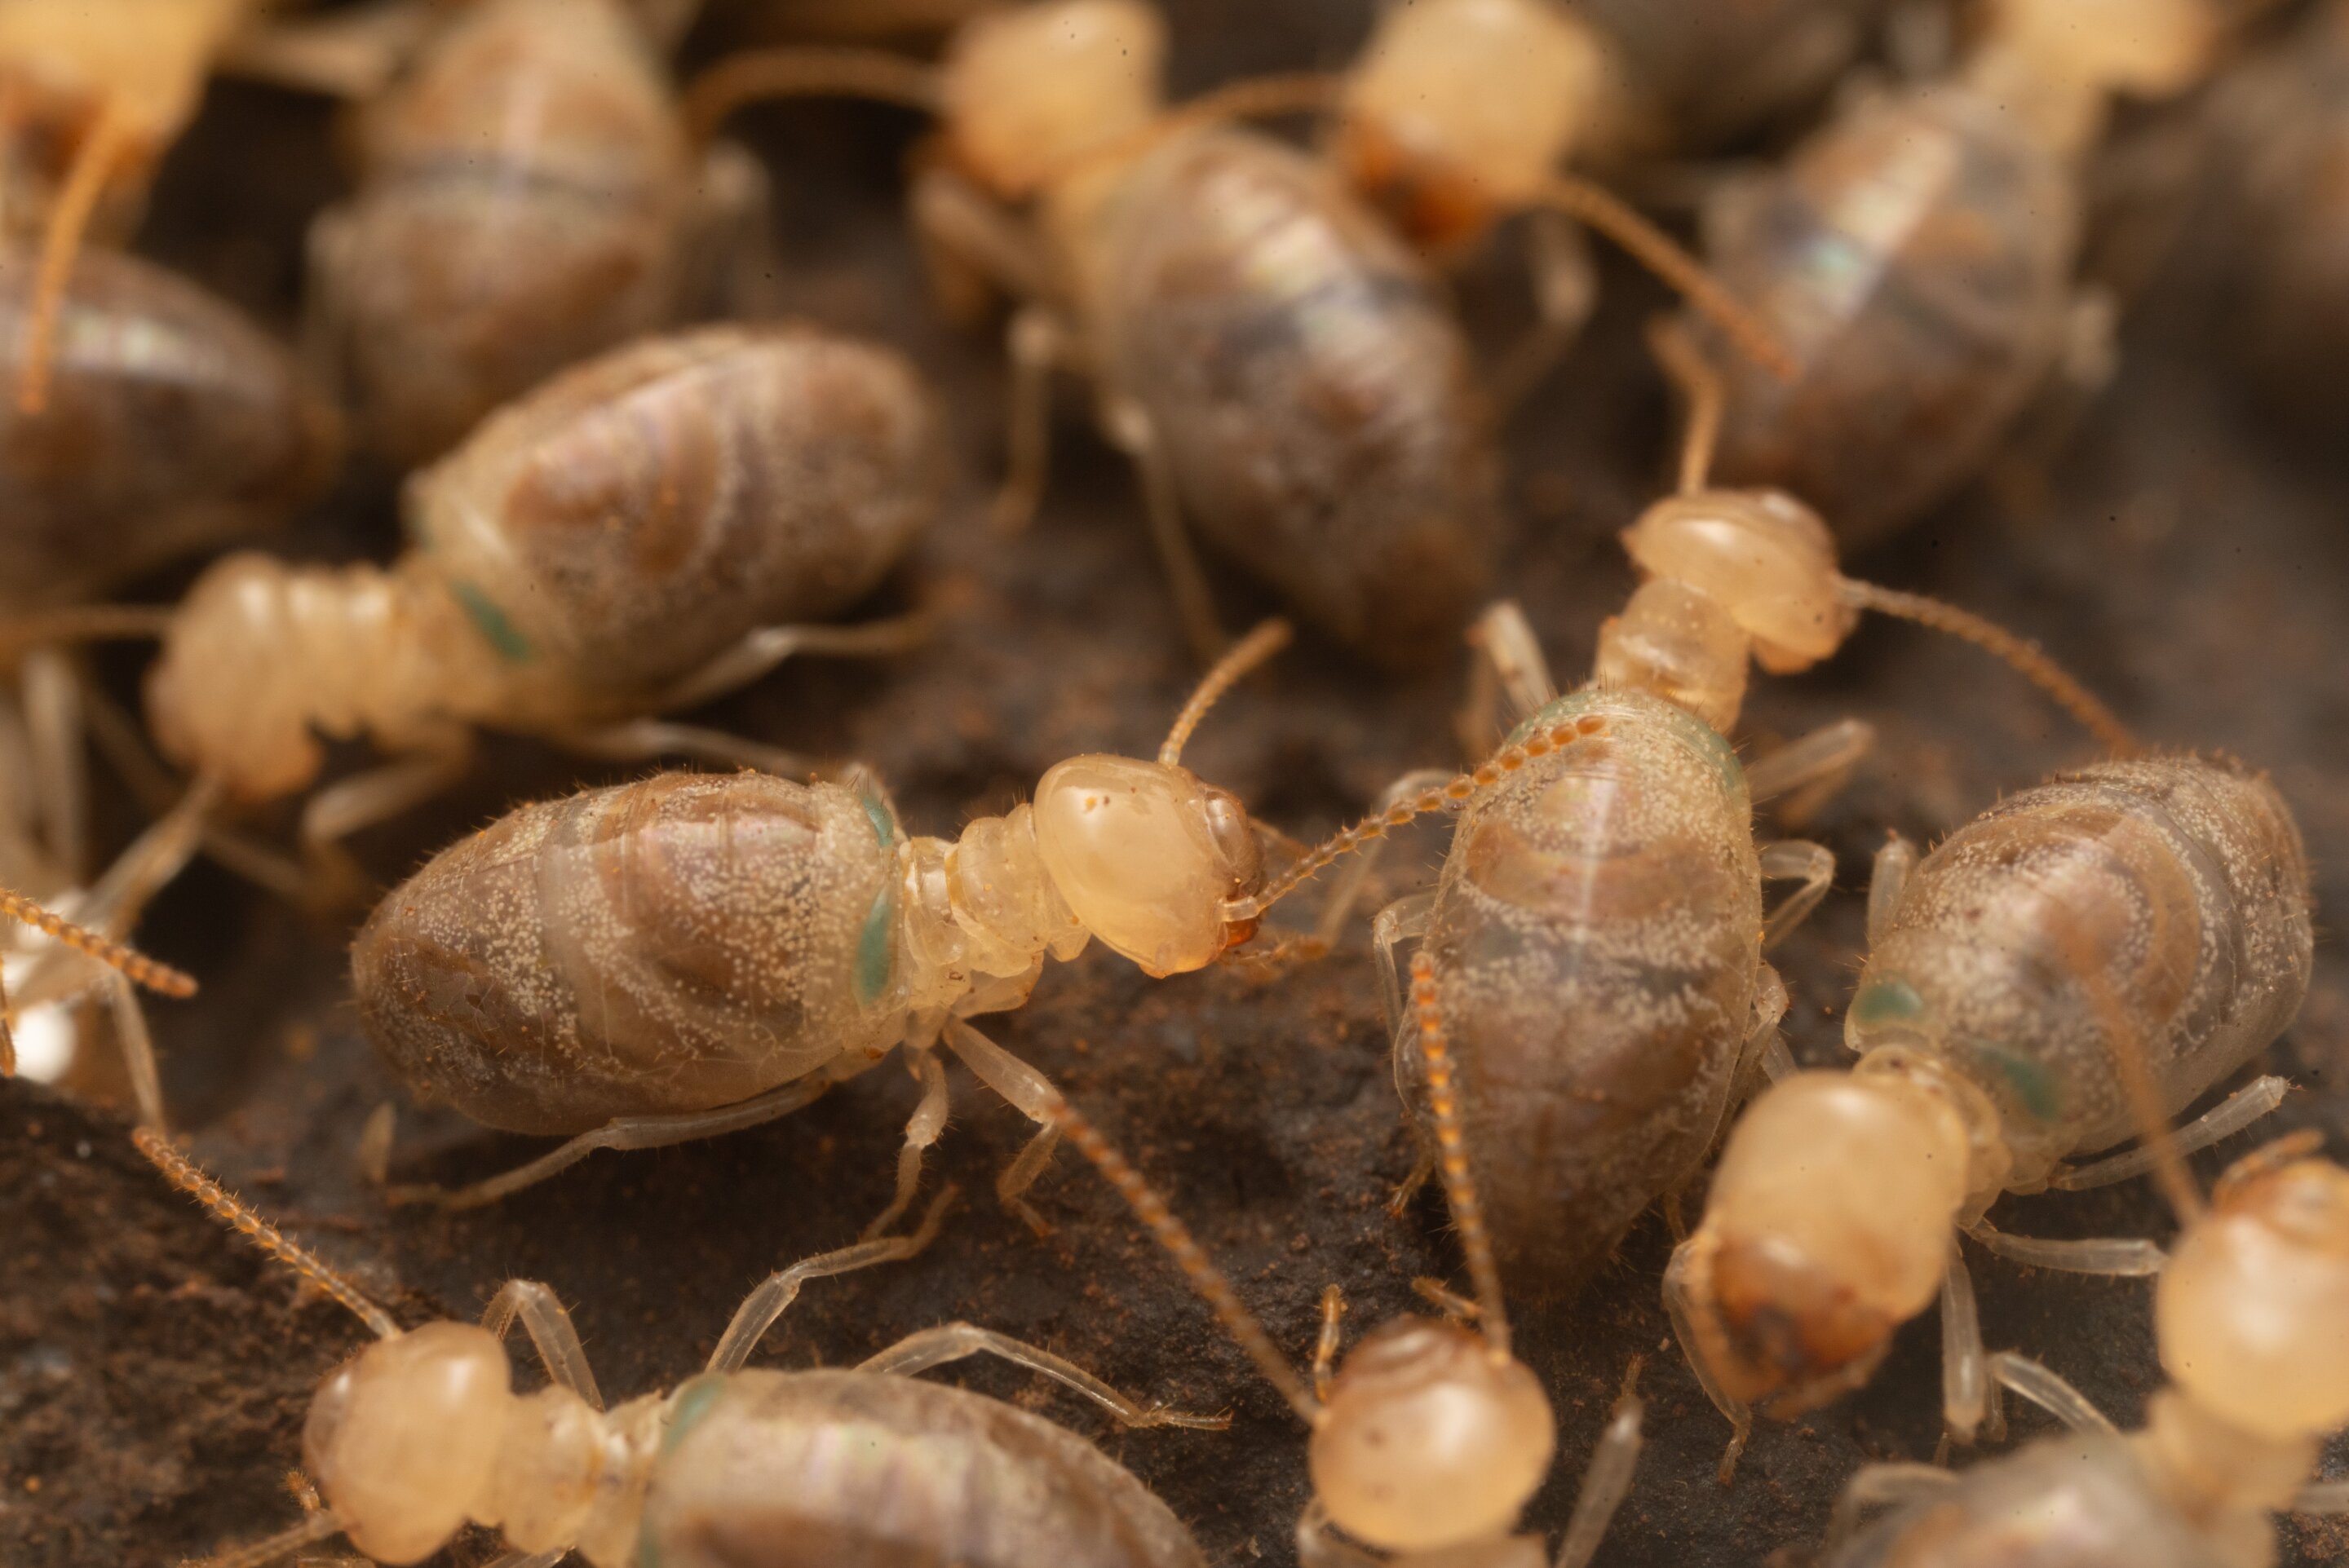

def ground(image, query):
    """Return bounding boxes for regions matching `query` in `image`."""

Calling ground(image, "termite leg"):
[481,1279,604,1411]
[1488,210,1599,415]
[1103,395,1228,665]
[861,1321,1227,1430]
[940,1016,1069,1236]
[1758,838,1835,951]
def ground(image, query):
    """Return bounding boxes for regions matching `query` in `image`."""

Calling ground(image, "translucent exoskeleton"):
[1692,0,2228,545]
[77,320,937,902]
[1820,1098,2349,1568]
[132,1130,1222,1568]
[1055,952,1648,1568]
[1231,321,2138,1306]
[352,621,1312,1228]
[2198,0,2349,424]
[1670,752,2315,1475]
[0,0,266,413]
[302,0,774,463]
[689,0,1506,667]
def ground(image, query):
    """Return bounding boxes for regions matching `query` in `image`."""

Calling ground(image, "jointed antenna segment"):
[1837,578,2139,757]
[1410,952,1510,1355]
[133,1129,400,1341]
[1160,616,1293,766]
[1049,1093,1321,1424]
[0,886,196,999]
[1226,711,1610,921]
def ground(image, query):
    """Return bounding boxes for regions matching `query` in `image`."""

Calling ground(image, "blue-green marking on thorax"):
[660,1374,728,1457]
[452,580,533,665]
[1851,976,1927,1027]
[1502,687,1745,797]
[854,790,900,1007]
[1974,1042,2062,1126]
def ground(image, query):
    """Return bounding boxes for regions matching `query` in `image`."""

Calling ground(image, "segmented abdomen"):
[1702,86,2074,546]
[0,247,338,610]
[1089,130,1502,666]
[1848,756,2313,1184]
[642,1371,1207,1568]
[1416,687,1760,1299]
[353,771,908,1135]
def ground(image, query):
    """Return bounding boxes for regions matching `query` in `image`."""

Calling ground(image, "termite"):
[1667,749,2314,1476]
[1051,951,1648,1568]
[0,0,265,414]
[132,1129,1221,1568]
[1819,1045,2348,1568]
[302,0,772,462]
[1692,0,2229,545]
[1235,319,2139,1307]
[352,619,1305,1225]
[63,320,937,899]
[688,0,1506,667]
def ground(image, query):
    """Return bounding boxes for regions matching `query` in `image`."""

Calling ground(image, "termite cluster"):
[0,2,2341,1567]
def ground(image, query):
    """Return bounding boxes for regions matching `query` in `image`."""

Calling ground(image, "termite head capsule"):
[1334,0,1613,250]
[940,0,1166,199]
[1307,1317,1555,1553]
[1032,754,1263,978]
[2159,1148,2349,1447]
[1616,488,1854,674]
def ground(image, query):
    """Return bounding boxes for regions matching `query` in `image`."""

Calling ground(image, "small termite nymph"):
[352,620,1305,1226]
[1820,1080,2349,1568]
[1669,750,2315,1477]
[132,1132,1220,1568]
[1054,952,1648,1568]
[18,320,939,909]
[1693,0,2232,545]
[299,0,773,462]
[1227,320,2138,1308]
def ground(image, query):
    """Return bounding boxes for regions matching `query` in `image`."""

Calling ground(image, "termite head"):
[940,0,1166,199]
[1031,754,1263,978]
[1671,1070,1975,1416]
[303,1323,515,1564]
[1334,0,1612,251]
[1309,1316,1554,1553]
[2160,1142,2349,1446]
[1617,488,1854,675]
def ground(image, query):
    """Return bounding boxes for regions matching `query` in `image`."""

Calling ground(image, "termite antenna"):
[0,886,197,1000]
[1529,173,1794,381]
[132,1128,401,1341]
[683,46,944,144]
[1834,578,2139,757]
[1647,316,1723,497]
[18,99,135,416]
[1223,708,1614,921]
[1159,616,1293,766]
[1409,951,1511,1355]
[1048,1093,1322,1424]
[187,1506,347,1568]
[0,603,175,659]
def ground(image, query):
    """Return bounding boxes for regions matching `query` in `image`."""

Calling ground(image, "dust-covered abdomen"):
[405,323,941,717]
[1848,756,2313,1184]
[1086,130,1501,665]
[0,246,339,611]
[639,1371,1206,1568]
[1702,85,2074,547]
[352,771,909,1135]
[1415,687,1760,1299]
[1827,1437,2227,1568]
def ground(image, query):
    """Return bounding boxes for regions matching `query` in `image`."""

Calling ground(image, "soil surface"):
[4,5,2347,1567]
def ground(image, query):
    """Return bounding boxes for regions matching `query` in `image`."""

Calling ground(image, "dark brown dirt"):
[4,6,2347,1567]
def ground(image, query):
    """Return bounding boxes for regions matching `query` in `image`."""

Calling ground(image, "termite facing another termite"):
[72,320,936,899]
[1669,750,2313,1476]
[1235,320,2138,1308]
[352,620,1306,1224]
[1694,0,2229,545]
[1054,952,1648,1568]
[307,0,771,463]
[690,0,1503,668]
[134,1131,1221,1568]
[1820,1089,2349,1567]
